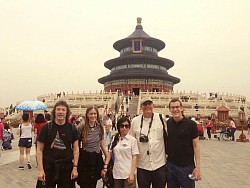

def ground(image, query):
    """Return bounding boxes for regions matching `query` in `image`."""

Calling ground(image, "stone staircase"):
[128,96,139,118]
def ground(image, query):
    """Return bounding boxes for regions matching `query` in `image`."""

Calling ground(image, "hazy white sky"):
[0,0,250,107]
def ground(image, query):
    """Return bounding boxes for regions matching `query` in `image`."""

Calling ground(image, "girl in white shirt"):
[17,114,33,170]
[102,117,139,188]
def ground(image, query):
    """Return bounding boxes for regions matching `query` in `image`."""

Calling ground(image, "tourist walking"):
[2,119,13,150]
[36,100,79,188]
[0,119,4,156]
[111,116,117,131]
[247,117,250,135]
[102,117,139,188]
[44,113,52,122]
[229,117,236,141]
[17,114,33,170]
[103,114,112,150]
[121,103,125,115]
[77,106,108,188]
[34,114,47,148]
[197,122,205,140]
[206,117,212,140]
[130,97,167,188]
[166,98,201,188]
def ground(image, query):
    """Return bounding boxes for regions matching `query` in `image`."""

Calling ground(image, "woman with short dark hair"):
[102,117,139,188]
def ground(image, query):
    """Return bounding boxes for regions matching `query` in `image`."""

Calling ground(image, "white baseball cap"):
[140,97,153,105]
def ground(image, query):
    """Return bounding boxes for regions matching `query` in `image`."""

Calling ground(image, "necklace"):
[89,124,95,131]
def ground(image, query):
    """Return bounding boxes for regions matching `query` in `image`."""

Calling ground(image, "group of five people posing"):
[36,98,201,188]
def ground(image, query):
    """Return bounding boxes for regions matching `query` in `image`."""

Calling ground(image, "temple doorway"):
[132,88,140,96]
[153,88,159,92]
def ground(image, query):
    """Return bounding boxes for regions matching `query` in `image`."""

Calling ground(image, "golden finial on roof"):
[137,17,142,25]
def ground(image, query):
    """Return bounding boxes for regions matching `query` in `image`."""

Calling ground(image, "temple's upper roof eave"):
[113,17,165,51]
[113,37,165,52]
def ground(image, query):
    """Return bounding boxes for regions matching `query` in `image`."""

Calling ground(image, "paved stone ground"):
[195,132,250,188]
[0,130,250,188]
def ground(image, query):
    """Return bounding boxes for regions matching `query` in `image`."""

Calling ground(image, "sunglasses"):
[120,124,130,129]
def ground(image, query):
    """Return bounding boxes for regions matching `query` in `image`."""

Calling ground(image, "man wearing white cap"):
[130,97,167,188]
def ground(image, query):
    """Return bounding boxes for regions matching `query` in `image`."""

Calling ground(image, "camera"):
[139,135,149,142]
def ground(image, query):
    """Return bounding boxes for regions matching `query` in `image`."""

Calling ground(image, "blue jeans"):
[167,162,195,188]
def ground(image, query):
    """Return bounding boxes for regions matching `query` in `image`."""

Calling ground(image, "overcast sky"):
[0,0,250,107]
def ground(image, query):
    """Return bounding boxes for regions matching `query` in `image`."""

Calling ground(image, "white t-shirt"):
[230,120,236,128]
[112,134,139,179]
[19,123,33,138]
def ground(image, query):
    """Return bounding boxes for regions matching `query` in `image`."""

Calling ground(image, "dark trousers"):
[207,127,212,139]
[36,180,75,188]
[79,181,97,188]
[230,128,236,141]
[112,124,116,131]
[77,150,103,187]
[36,161,75,188]
[167,162,195,188]
[137,165,167,188]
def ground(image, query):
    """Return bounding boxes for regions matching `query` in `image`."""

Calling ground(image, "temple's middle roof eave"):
[104,55,174,69]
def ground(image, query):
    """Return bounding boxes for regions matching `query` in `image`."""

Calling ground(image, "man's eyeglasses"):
[120,124,130,129]
[170,106,181,110]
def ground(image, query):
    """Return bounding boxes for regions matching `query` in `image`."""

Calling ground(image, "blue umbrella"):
[16,100,48,111]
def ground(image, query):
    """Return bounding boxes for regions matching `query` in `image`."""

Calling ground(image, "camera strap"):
[140,113,154,136]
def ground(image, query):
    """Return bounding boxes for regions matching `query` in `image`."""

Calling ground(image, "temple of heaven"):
[98,17,180,95]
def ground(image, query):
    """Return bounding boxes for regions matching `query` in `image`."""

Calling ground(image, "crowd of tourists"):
[189,115,244,142]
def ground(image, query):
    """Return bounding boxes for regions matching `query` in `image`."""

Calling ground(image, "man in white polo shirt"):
[130,97,167,188]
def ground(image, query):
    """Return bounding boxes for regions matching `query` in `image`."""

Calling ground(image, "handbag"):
[36,180,48,188]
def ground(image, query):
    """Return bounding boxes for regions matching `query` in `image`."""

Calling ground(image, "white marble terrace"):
[3,90,249,121]
[138,91,249,118]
